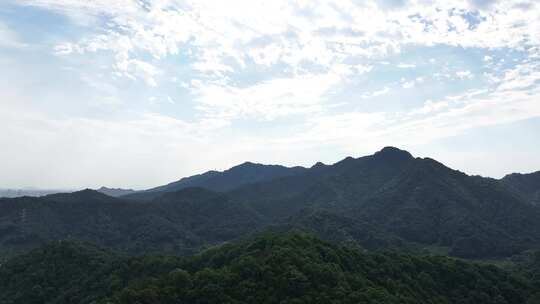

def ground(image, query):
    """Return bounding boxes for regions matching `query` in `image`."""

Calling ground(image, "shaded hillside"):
[502,171,540,205]
[0,233,535,304]
[124,162,307,201]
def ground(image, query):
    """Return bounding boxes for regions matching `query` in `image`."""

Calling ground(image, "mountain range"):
[1,147,540,260]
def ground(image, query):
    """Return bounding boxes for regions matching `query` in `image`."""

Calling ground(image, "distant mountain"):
[501,171,540,205]
[0,233,535,304]
[96,187,136,197]
[0,188,66,198]
[1,147,540,259]
[123,161,307,201]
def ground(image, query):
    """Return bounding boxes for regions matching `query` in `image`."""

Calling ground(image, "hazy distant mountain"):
[2,147,540,259]
[501,171,540,205]
[96,187,136,197]
[0,189,65,198]
[123,161,307,201]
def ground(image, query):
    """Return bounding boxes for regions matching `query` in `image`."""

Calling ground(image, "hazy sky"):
[1,0,540,189]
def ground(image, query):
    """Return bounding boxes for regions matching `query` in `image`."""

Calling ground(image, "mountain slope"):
[350,158,540,257]
[0,233,535,304]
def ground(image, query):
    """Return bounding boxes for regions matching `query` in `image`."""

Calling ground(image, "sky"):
[1,0,540,190]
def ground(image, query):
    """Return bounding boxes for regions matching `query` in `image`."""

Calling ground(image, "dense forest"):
[1,232,539,304]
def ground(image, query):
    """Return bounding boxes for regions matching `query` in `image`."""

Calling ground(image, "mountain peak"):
[72,189,110,197]
[311,161,327,169]
[234,161,260,168]
[227,161,272,173]
[44,188,112,202]
[374,147,413,162]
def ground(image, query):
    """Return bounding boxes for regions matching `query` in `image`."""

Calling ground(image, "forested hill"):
[1,147,540,260]
[1,232,538,304]
[0,188,262,259]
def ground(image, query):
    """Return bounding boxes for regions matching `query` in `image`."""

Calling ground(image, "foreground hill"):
[0,233,537,304]
[1,147,540,259]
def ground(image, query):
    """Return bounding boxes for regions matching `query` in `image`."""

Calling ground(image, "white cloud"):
[496,62,540,92]
[401,77,423,89]
[22,0,540,89]
[402,81,415,89]
[122,59,160,87]
[192,67,350,120]
[13,0,538,122]
[361,87,391,99]
[456,70,474,79]
[397,63,416,69]
[293,60,540,150]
